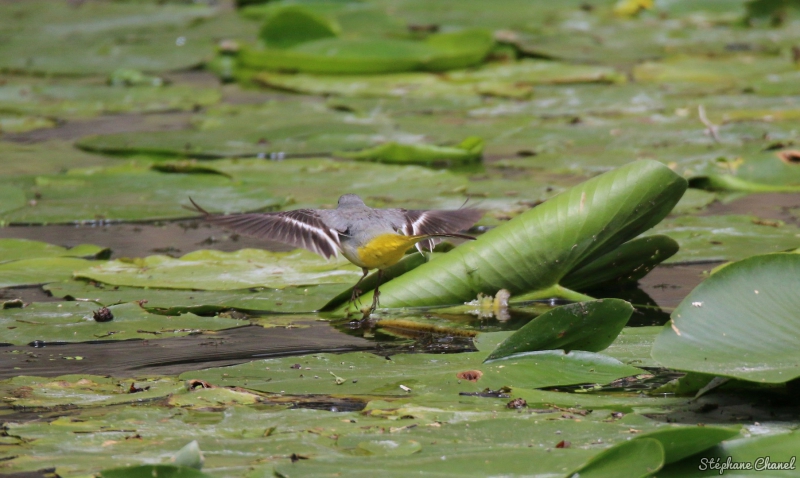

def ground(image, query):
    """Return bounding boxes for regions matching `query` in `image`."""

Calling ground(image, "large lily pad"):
[651,215,800,263]
[346,160,686,310]
[43,281,348,315]
[0,302,242,345]
[0,2,258,75]
[76,249,361,290]
[485,299,633,362]
[238,29,494,74]
[181,346,644,397]
[0,238,108,264]
[0,81,220,118]
[652,253,800,383]
[0,257,97,288]
[0,162,281,224]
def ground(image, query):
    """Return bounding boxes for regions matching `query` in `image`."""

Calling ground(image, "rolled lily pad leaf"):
[650,215,800,263]
[346,160,687,310]
[657,429,800,477]
[634,426,742,464]
[0,302,243,345]
[567,437,664,478]
[259,6,339,48]
[0,239,109,264]
[336,137,483,166]
[421,29,494,72]
[99,465,212,478]
[485,299,633,362]
[76,249,362,290]
[652,253,800,383]
[560,235,679,291]
[44,281,348,315]
[0,257,96,288]
[239,29,492,74]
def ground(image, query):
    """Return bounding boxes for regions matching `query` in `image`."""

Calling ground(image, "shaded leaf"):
[485,299,633,361]
[0,257,96,288]
[0,239,109,264]
[567,437,665,478]
[336,136,483,165]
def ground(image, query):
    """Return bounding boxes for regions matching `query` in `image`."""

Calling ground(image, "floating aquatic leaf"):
[44,281,347,314]
[1,163,281,224]
[0,257,96,288]
[0,375,184,409]
[336,136,483,165]
[652,253,800,383]
[567,437,664,478]
[99,465,212,478]
[0,82,220,118]
[0,302,242,345]
[258,5,339,49]
[0,239,109,264]
[76,249,361,290]
[346,160,686,311]
[239,29,493,75]
[181,348,644,397]
[650,215,800,263]
[485,299,633,362]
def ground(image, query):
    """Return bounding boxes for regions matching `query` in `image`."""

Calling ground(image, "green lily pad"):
[0,141,116,177]
[0,2,259,75]
[258,5,339,49]
[650,215,800,263]
[0,239,109,264]
[0,114,56,133]
[0,162,281,224]
[43,281,348,315]
[567,437,665,478]
[181,347,644,397]
[346,160,686,311]
[99,465,213,478]
[0,375,184,409]
[652,253,800,383]
[76,249,361,290]
[238,29,493,74]
[658,429,800,477]
[336,136,483,165]
[602,326,662,368]
[485,299,634,361]
[0,81,220,118]
[0,257,97,288]
[0,301,244,345]
[0,184,26,216]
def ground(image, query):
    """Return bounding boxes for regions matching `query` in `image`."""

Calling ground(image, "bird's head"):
[337,194,366,208]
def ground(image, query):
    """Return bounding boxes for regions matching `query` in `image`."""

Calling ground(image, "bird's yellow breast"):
[357,233,421,270]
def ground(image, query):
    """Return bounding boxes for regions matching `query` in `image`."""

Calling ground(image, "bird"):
[188,194,483,315]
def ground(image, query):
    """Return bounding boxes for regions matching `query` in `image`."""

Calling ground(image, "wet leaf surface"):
[652,253,800,383]
[0,302,242,345]
[76,249,362,290]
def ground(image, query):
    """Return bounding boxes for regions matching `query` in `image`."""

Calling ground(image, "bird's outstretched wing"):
[187,198,342,259]
[398,208,484,252]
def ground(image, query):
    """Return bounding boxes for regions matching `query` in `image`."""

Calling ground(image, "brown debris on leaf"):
[555,440,571,448]
[506,398,527,409]
[456,370,483,382]
[92,307,114,322]
[777,150,800,165]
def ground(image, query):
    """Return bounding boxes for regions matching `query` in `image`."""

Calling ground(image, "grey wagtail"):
[189,195,483,314]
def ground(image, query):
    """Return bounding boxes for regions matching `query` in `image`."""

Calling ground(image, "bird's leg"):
[369,269,384,314]
[350,268,370,308]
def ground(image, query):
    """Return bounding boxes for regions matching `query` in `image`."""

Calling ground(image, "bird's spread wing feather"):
[398,208,484,252]
[188,199,341,259]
